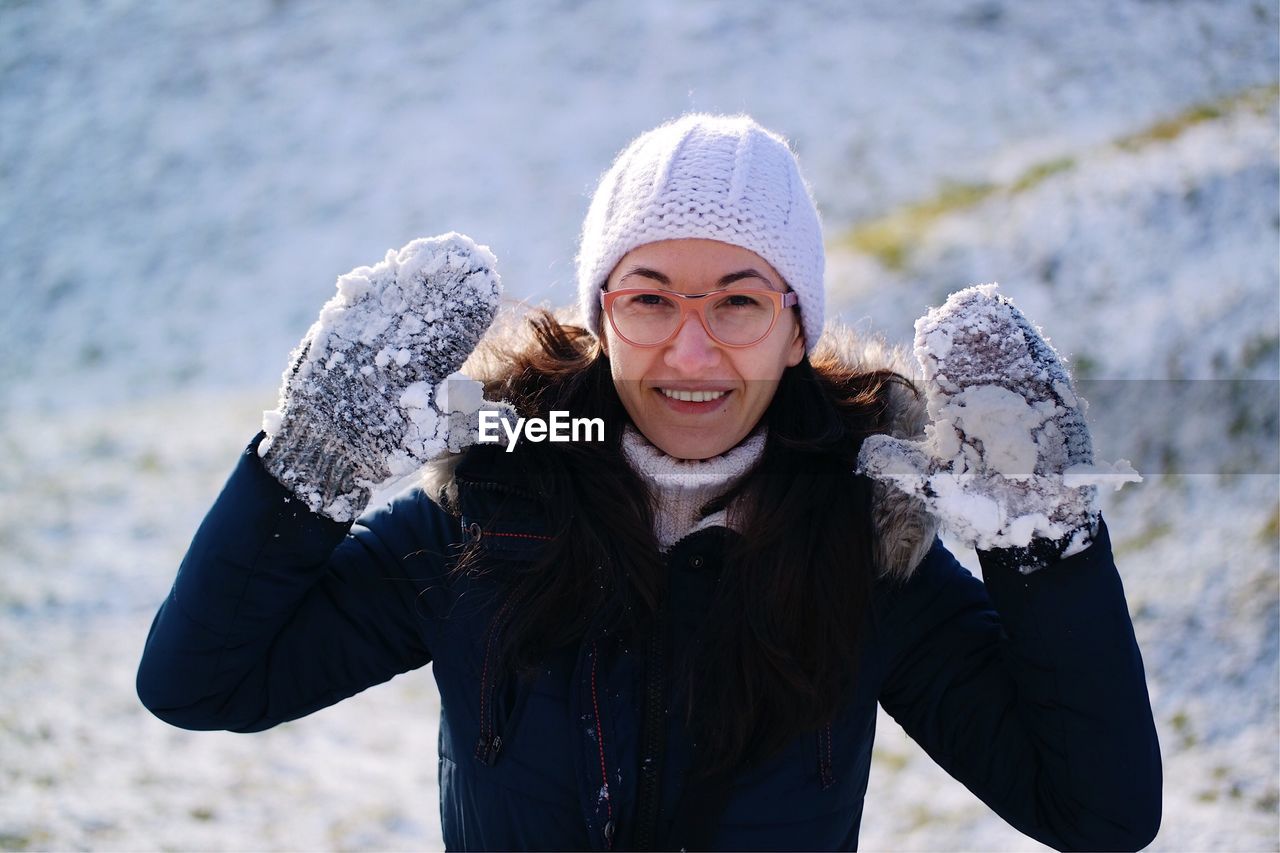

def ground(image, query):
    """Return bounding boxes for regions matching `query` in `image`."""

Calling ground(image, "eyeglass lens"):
[610,291,777,345]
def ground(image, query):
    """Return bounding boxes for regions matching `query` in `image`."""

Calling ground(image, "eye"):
[723,294,762,307]
[617,292,677,312]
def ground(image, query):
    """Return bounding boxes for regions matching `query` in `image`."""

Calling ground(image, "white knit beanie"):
[577,114,825,354]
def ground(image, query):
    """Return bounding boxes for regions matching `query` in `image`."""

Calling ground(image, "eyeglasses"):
[600,287,799,348]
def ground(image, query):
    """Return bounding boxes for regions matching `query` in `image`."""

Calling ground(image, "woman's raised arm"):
[137,233,503,732]
[860,286,1161,850]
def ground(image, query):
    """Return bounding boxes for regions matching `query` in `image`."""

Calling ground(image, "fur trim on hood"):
[420,316,939,582]
[812,326,940,582]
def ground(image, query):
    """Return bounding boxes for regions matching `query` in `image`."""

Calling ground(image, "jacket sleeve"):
[875,518,1162,851]
[136,434,456,733]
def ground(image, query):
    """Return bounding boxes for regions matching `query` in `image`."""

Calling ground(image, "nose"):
[663,313,722,373]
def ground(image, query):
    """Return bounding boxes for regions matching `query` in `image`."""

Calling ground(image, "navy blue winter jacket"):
[137,435,1162,850]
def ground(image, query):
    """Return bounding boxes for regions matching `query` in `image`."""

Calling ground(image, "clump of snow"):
[1064,459,1143,491]
[260,409,283,432]
[397,381,444,464]
[1058,524,1095,559]
[335,271,373,304]
[398,381,434,411]
[943,385,1045,480]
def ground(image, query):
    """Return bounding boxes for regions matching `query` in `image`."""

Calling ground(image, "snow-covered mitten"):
[857,285,1139,571]
[259,232,503,522]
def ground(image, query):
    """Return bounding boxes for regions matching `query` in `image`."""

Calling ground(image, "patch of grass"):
[1010,156,1076,193]
[1227,405,1252,439]
[1069,352,1099,381]
[1114,84,1278,152]
[1115,521,1172,556]
[834,83,1278,272]
[1260,504,1280,546]
[1158,443,1183,480]
[1117,104,1224,149]
[1,830,54,851]
[1169,710,1197,748]
[839,181,996,270]
[904,804,942,831]
[872,748,910,772]
[137,450,164,474]
[78,343,105,367]
[1240,333,1280,373]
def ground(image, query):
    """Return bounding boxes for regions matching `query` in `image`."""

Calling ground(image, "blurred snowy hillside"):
[1,1,1277,850]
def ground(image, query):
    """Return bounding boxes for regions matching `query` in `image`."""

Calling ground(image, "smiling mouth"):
[659,388,729,403]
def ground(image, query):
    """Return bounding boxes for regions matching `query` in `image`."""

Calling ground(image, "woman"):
[137,114,1161,851]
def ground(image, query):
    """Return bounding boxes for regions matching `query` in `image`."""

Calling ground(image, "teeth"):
[660,389,727,403]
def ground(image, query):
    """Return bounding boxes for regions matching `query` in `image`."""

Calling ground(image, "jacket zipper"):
[590,640,614,850]
[634,604,667,850]
[817,722,835,789]
[475,579,530,765]
[456,471,547,766]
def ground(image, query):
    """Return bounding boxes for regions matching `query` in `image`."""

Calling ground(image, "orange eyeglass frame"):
[600,288,799,348]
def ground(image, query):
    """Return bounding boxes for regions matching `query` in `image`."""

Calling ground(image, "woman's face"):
[601,239,805,460]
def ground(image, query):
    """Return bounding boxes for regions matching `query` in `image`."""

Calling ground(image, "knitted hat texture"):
[577,114,825,353]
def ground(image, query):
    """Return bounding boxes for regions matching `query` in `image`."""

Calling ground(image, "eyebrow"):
[618,266,778,289]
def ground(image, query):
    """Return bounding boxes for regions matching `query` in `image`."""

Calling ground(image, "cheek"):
[607,343,637,382]
[730,343,793,383]
[606,341,655,405]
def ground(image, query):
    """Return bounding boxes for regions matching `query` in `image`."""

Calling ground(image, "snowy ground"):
[2,2,1277,850]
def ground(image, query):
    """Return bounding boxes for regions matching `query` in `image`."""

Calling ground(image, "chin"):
[647,429,744,461]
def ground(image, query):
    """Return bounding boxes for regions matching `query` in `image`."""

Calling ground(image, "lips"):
[653,386,733,415]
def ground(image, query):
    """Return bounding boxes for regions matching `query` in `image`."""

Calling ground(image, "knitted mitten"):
[857,285,1138,570]
[259,232,502,521]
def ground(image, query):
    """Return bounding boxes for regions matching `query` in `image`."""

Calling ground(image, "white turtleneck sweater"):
[620,426,766,551]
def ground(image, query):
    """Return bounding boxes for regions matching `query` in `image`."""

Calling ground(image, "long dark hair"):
[459,310,910,778]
